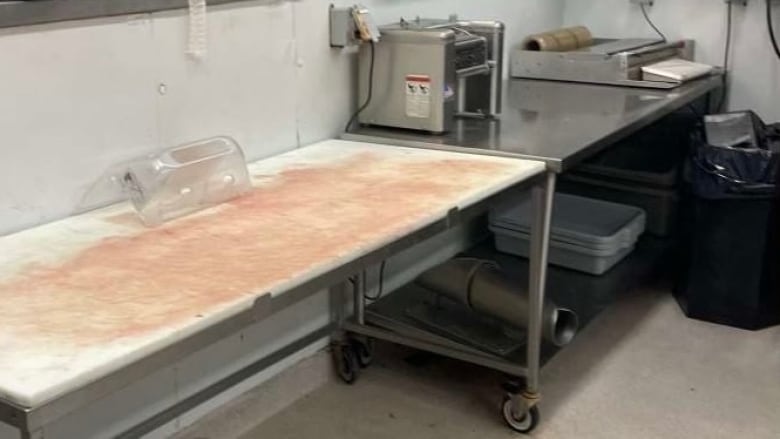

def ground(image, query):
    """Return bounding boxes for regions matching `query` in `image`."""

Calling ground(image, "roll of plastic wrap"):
[569,26,593,48]
[522,33,556,51]
[187,0,207,58]
[550,29,579,52]
[521,26,593,52]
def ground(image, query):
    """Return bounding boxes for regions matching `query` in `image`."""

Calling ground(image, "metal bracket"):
[252,293,272,322]
[445,207,461,228]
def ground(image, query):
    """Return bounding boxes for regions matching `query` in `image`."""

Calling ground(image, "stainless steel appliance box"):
[358,26,457,133]
[357,19,503,133]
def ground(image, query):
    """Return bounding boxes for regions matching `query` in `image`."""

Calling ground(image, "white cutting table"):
[0,139,545,438]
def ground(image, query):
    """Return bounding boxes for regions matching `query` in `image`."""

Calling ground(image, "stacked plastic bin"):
[490,193,646,276]
[558,113,697,237]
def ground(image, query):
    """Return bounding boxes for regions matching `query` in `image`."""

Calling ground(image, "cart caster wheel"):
[351,338,374,368]
[502,396,540,434]
[334,344,360,384]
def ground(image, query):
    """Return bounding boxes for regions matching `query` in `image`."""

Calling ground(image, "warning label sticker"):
[405,74,431,119]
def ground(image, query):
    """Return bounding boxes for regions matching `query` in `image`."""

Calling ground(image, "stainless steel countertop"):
[344,76,722,173]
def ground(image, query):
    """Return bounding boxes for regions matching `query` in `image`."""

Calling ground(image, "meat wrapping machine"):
[511,38,698,89]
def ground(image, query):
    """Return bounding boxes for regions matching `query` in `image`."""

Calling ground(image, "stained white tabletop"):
[0,139,544,407]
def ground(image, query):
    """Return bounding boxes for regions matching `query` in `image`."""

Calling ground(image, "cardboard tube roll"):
[521,26,593,52]
[521,33,560,51]
[415,258,580,347]
[569,25,593,48]
[550,29,579,52]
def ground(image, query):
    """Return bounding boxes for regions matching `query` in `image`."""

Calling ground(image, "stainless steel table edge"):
[342,132,565,172]
[556,79,721,173]
[343,75,722,174]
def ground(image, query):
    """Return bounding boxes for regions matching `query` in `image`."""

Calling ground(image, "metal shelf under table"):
[341,235,675,415]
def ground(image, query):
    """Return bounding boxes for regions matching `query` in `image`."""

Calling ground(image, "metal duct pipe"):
[415,258,579,347]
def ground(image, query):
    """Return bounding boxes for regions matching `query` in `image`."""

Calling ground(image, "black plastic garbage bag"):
[689,111,780,199]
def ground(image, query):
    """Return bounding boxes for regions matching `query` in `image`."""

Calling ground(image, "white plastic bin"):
[490,193,646,275]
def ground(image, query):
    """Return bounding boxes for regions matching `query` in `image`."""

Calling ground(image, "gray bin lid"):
[490,193,646,251]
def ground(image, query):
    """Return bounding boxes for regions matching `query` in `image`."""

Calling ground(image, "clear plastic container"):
[121,136,251,226]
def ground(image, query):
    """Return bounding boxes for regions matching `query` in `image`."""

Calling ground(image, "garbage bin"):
[675,111,780,330]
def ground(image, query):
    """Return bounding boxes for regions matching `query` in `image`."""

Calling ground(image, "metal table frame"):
[0,171,548,439]
[337,171,555,425]
[338,77,722,430]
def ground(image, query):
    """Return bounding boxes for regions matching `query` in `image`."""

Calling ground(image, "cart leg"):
[19,427,44,439]
[704,89,715,113]
[513,171,555,423]
[332,278,365,383]
[350,271,375,367]
[353,271,366,325]
[329,281,349,335]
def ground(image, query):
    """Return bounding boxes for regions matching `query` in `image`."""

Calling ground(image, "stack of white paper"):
[641,58,714,83]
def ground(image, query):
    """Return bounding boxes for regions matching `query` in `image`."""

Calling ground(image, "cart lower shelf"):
[337,235,675,433]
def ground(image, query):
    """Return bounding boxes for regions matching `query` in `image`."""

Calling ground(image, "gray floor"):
[242,288,780,439]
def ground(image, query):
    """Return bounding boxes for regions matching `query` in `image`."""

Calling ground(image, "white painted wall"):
[0,0,564,236]
[562,0,780,121]
[0,1,564,438]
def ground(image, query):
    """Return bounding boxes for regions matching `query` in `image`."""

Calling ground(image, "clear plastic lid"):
[79,136,251,226]
[121,136,251,226]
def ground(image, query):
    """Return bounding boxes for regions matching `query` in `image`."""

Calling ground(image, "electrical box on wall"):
[329,5,358,47]
[329,4,381,48]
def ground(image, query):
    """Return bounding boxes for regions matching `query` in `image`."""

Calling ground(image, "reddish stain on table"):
[0,151,519,349]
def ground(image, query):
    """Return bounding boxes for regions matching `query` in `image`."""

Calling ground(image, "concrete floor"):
[240,288,780,439]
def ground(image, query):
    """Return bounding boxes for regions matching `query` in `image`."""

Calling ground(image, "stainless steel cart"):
[333,171,555,433]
